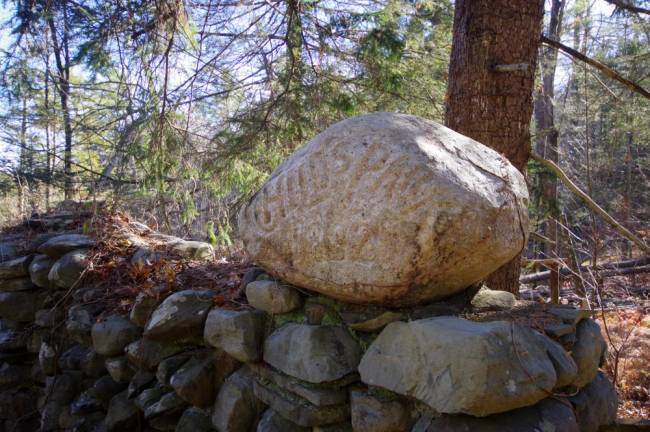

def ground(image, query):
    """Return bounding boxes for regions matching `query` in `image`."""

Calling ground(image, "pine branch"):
[540,35,650,100]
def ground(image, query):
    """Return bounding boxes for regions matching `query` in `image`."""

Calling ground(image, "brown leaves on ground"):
[597,308,650,419]
[80,211,254,315]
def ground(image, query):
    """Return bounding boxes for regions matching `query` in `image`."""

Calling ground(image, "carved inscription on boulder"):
[238,112,529,305]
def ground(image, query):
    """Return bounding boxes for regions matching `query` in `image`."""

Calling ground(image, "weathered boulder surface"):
[238,112,529,305]
[358,317,557,417]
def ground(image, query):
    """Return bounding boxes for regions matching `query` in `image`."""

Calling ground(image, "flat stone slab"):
[239,112,529,305]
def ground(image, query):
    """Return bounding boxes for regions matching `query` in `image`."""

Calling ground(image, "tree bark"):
[445,0,545,293]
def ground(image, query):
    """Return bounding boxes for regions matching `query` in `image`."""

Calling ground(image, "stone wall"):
[0,212,619,432]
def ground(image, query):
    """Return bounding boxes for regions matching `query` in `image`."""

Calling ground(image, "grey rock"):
[470,286,516,309]
[39,341,58,375]
[544,322,575,338]
[0,363,31,387]
[71,391,103,415]
[246,280,302,314]
[67,303,103,345]
[0,388,38,419]
[0,277,35,292]
[170,352,219,407]
[35,307,65,328]
[249,363,348,407]
[264,324,361,383]
[204,307,267,362]
[252,380,349,427]
[135,384,165,411]
[28,254,55,288]
[547,306,592,326]
[130,292,163,327]
[256,409,309,432]
[176,407,213,432]
[0,328,26,352]
[45,371,83,404]
[240,268,265,291]
[127,370,156,399]
[350,390,413,432]
[41,401,65,431]
[144,391,186,420]
[92,315,141,356]
[570,372,617,432]
[0,256,31,279]
[91,374,127,406]
[0,242,18,262]
[131,247,162,267]
[125,337,184,370]
[26,327,46,353]
[156,352,191,385]
[358,317,557,416]
[105,390,139,432]
[535,332,578,389]
[571,319,607,388]
[58,344,88,370]
[238,112,529,306]
[80,348,106,377]
[0,290,45,322]
[144,289,214,343]
[171,240,214,260]
[424,397,579,432]
[312,422,353,432]
[37,233,95,258]
[105,356,135,383]
[212,367,265,432]
[48,249,89,288]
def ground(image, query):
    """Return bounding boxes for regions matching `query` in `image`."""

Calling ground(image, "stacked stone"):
[0,223,621,432]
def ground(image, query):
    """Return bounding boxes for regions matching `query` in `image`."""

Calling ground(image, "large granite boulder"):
[238,112,529,305]
[358,317,557,417]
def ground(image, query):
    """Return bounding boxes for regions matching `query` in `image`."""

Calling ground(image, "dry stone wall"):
[0,213,618,432]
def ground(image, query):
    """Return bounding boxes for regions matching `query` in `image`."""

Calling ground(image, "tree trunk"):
[445,0,545,293]
[48,0,74,201]
[535,0,565,298]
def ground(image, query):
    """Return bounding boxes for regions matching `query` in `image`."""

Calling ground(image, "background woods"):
[0,1,648,287]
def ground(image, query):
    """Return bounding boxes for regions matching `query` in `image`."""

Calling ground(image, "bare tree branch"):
[531,152,650,255]
[540,35,650,100]
[603,0,650,15]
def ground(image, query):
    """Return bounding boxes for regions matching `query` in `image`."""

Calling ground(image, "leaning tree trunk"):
[445,0,545,293]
